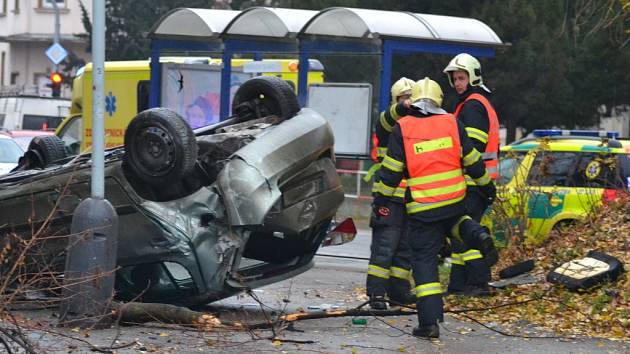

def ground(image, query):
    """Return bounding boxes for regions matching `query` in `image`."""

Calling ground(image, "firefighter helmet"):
[443,53,483,87]
[390,77,415,104]
[411,77,443,107]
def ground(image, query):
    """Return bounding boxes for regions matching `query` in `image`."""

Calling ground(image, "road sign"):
[46,43,68,65]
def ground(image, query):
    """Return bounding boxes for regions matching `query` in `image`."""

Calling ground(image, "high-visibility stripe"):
[463,149,481,167]
[390,103,402,120]
[414,282,442,298]
[393,186,406,198]
[450,215,471,242]
[372,181,396,196]
[382,155,404,172]
[367,264,390,279]
[450,253,465,265]
[486,166,498,174]
[390,266,411,280]
[473,170,491,186]
[380,112,393,133]
[482,152,498,160]
[410,180,467,199]
[461,249,483,261]
[406,168,463,186]
[376,147,388,158]
[412,137,453,155]
[465,127,489,144]
[363,163,381,182]
[406,194,465,213]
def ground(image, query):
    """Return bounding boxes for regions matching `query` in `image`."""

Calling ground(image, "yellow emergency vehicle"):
[56,59,324,154]
[487,130,630,244]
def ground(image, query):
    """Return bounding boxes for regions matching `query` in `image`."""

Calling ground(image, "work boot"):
[369,295,388,310]
[478,232,498,267]
[412,324,440,339]
[389,291,416,306]
[461,284,491,297]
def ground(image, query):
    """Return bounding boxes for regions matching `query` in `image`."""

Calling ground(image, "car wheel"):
[232,76,300,122]
[27,135,68,167]
[124,108,197,186]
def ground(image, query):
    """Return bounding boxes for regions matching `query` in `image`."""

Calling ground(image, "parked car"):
[6,129,55,151]
[0,133,23,175]
[0,76,352,305]
[488,129,630,244]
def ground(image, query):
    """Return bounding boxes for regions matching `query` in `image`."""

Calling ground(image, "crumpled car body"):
[0,108,344,305]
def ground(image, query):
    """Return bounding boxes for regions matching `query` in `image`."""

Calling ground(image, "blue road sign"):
[46,43,68,65]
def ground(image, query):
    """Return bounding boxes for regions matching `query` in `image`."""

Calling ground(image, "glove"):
[370,195,391,227]
[479,182,497,205]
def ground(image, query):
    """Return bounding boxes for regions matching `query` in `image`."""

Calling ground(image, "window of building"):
[39,0,66,8]
[10,72,18,85]
[2,0,7,14]
[13,0,18,13]
[1,52,5,85]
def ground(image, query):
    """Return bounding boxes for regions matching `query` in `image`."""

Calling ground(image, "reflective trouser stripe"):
[450,253,465,265]
[390,266,411,280]
[367,264,390,279]
[450,215,471,243]
[414,282,442,298]
[461,249,483,261]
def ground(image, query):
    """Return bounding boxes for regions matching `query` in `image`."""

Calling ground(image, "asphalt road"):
[11,229,629,353]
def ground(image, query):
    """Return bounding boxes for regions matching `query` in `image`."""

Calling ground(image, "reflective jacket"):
[374,109,491,222]
[453,93,499,181]
[399,114,466,213]
[370,102,409,203]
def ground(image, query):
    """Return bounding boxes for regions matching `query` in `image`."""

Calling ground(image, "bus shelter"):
[148,6,505,157]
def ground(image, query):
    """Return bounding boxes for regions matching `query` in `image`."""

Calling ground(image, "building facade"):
[0,0,92,97]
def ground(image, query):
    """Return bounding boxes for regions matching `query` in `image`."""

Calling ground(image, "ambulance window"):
[568,153,624,189]
[137,80,150,113]
[526,152,577,187]
[497,151,524,185]
[58,116,82,156]
[617,154,630,190]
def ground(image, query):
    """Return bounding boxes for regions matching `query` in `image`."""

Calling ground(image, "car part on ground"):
[0,76,348,306]
[498,259,535,279]
[547,250,624,291]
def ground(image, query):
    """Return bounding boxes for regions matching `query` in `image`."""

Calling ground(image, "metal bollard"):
[58,197,118,328]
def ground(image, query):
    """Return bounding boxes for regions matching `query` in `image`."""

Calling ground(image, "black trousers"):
[407,217,455,326]
[449,189,492,291]
[367,201,412,299]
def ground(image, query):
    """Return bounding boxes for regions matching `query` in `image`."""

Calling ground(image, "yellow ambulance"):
[487,130,630,245]
[56,59,324,154]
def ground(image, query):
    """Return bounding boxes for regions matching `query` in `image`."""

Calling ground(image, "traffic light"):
[49,71,63,97]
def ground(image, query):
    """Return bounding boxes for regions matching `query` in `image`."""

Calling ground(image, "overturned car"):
[0,77,351,305]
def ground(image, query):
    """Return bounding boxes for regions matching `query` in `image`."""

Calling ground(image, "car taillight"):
[322,218,357,247]
[602,189,618,204]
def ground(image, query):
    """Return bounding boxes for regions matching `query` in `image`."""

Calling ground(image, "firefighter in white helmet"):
[443,53,501,297]
[373,77,497,338]
[366,77,416,310]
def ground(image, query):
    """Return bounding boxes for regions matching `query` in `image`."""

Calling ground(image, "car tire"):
[124,108,197,186]
[232,76,300,122]
[27,135,68,167]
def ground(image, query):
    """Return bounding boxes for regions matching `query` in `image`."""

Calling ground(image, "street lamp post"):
[59,0,119,328]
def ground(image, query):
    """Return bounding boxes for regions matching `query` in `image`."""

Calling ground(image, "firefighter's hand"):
[479,182,497,205]
[370,195,391,224]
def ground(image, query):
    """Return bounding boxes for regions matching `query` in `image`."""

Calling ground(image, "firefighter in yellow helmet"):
[443,53,501,297]
[373,77,498,338]
[366,77,415,310]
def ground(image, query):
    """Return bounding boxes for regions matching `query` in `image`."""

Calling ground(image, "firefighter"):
[366,77,416,310]
[373,78,497,338]
[443,53,500,297]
